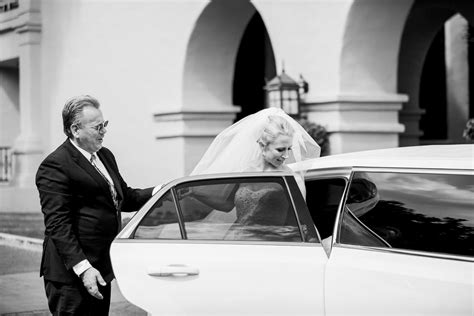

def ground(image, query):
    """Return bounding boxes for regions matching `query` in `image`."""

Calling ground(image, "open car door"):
[111,173,328,315]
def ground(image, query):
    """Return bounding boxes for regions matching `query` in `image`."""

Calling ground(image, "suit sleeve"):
[103,148,153,212]
[117,170,153,212]
[36,157,87,271]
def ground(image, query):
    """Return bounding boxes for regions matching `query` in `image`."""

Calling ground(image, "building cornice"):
[0,0,41,34]
[304,93,409,105]
[153,106,241,139]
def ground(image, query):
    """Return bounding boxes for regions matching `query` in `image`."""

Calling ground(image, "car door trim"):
[282,176,306,242]
[352,166,473,175]
[333,243,474,262]
[171,187,187,239]
[112,238,325,248]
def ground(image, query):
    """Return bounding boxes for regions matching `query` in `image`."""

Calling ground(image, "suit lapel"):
[64,140,113,198]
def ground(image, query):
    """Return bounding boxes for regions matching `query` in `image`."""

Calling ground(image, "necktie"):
[90,154,119,210]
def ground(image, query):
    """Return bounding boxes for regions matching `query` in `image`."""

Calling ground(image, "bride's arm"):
[184,183,238,212]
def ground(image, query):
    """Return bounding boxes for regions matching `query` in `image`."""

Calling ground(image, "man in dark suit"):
[36,95,155,315]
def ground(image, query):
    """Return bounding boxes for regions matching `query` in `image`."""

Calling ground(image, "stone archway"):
[177,0,276,173]
[340,0,414,95]
[398,0,474,146]
[233,12,276,122]
[309,0,411,153]
[182,0,257,111]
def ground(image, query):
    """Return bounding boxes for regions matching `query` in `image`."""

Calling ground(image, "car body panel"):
[325,246,473,315]
[111,241,327,315]
[289,144,474,172]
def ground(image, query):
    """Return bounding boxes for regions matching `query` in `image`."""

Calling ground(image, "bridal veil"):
[191,108,321,176]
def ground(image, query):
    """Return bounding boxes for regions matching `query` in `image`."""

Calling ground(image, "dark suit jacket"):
[36,139,153,283]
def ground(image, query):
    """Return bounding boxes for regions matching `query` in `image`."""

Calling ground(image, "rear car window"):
[134,190,181,239]
[176,178,301,241]
[339,172,474,257]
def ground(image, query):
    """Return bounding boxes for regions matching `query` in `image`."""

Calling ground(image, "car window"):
[339,172,474,257]
[175,177,303,242]
[134,190,181,239]
[305,178,346,240]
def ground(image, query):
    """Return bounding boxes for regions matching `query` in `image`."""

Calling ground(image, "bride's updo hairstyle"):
[257,115,295,148]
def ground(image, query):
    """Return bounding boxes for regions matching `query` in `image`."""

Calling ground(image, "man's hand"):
[80,267,106,300]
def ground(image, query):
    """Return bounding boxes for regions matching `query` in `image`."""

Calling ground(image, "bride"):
[187,107,320,238]
[191,107,320,197]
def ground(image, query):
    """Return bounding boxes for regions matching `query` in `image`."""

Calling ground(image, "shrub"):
[462,118,474,141]
[298,118,329,156]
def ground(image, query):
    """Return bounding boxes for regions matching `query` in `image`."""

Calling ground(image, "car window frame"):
[334,166,474,262]
[119,172,320,244]
[172,176,306,242]
[303,167,352,254]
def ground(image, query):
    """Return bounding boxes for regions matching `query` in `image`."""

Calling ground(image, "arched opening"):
[469,25,474,118]
[233,13,276,122]
[398,1,474,145]
[179,1,278,172]
[419,27,447,141]
[182,1,257,110]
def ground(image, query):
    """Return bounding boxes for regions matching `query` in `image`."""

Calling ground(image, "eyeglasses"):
[90,120,109,132]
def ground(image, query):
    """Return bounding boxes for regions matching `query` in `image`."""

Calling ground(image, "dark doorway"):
[419,27,447,141]
[469,24,474,119]
[233,13,276,122]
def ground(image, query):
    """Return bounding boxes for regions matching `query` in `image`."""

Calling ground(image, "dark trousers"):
[44,278,111,316]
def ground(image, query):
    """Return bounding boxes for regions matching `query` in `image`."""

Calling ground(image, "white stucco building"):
[0,0,472,212]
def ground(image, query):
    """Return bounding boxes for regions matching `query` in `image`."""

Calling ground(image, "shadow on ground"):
[0,213,44,239]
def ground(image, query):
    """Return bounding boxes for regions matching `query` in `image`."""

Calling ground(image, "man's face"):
[72,106,107,153]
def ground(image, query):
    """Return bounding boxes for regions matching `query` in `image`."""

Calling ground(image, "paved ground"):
[0,213,44,239]
[0,212,147,316]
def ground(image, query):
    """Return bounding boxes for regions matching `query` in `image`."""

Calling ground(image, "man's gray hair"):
[62,95,100,138]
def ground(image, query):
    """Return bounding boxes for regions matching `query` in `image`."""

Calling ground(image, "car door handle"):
[147,264,200,277]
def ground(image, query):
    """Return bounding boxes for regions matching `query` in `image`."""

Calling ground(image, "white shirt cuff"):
[73,259,92,276]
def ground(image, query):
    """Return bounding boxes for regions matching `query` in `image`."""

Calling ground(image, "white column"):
[153,107,240,175]
[445,14,470,143]
[304,94,406,154]
[11,0,43,189]
[0,0,42,212]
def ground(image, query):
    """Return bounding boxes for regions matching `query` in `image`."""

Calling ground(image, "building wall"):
[39,0,210,187]
[0,0,472,212]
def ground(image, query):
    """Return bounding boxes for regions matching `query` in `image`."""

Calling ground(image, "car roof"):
[290,145,474,171]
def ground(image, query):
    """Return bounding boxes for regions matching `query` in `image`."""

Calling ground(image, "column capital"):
[303,94,406,153]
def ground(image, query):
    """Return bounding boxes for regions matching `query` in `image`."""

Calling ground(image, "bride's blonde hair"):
[258,115,295,147]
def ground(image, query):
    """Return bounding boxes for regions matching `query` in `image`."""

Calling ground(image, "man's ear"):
[70,124,80,138]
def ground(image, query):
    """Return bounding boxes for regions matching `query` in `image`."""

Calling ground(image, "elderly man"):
[36,95,155,315]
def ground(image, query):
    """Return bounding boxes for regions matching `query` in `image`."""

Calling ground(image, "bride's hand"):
[177,187,193,200]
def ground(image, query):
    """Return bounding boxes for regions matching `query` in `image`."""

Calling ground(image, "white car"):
[111,145,474,315]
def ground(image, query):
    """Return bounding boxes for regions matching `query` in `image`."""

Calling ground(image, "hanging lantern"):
[264,69,301,117]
